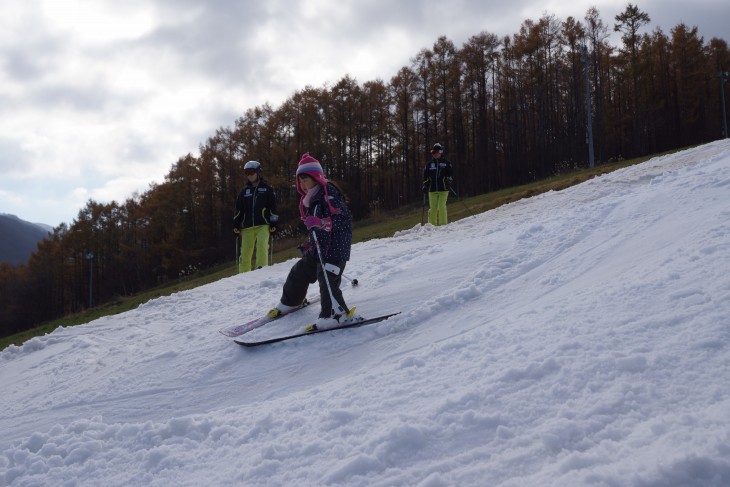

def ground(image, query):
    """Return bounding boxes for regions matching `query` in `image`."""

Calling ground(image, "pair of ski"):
[219,297,400,347]
[218,297,321,338]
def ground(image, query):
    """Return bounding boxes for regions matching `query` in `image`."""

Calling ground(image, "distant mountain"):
[0,214,52,266]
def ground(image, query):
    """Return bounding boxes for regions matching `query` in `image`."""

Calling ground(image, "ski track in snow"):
[2,140,730,486]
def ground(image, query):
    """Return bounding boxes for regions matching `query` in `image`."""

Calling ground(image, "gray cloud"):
[136,1,272,80]
[2,32,68,82]
[641,0,729,41]
[0,138,28,174]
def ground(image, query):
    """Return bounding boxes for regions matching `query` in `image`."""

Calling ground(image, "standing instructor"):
[422,143,453,226]
[233,160,278,272]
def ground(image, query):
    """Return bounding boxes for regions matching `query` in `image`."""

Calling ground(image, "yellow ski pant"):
[428,191,449,226]
[239,225,270,273]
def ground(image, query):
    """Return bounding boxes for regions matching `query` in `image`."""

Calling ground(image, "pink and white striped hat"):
[295,153,328,188]
[295,153,341,218]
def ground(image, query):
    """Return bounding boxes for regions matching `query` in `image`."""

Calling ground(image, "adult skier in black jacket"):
[233,161,278,272]
[422,143,453,226]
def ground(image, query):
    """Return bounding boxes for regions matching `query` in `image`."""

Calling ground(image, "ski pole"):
[342,273,359,287]
[235,234,240,269]
[269,233,274,266]
[421,193,427,226]
[310,229,347,318]
[450,186,474,217]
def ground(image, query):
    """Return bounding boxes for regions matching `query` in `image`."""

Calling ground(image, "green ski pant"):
[239,225,270,273]
[428,191,449,226]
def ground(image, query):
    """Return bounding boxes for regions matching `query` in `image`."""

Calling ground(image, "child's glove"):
[304,216,332,232]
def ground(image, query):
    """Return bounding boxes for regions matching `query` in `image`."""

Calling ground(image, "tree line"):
[2,3,729,337]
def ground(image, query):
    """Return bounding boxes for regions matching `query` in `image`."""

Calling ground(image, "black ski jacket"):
[422,157,453,192]
[233,179,278,229]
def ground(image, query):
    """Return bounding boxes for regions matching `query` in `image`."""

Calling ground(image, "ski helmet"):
[431,143,443,152]
[244,160,262,177]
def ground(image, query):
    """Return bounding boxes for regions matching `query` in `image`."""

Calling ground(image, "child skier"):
[267,153,360,330]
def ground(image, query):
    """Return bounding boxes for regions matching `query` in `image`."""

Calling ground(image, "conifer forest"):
[2,4,729,336]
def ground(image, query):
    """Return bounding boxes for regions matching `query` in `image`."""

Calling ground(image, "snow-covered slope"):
[2,140,730,486]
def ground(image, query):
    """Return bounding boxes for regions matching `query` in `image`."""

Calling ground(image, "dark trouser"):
[280,254,348,318]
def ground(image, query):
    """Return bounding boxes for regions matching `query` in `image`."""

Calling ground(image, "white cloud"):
[39,0,157,45]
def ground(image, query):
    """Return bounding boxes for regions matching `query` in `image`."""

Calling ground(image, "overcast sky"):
[2,0,728,228]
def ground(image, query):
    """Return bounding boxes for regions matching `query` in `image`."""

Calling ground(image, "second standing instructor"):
[233,160,278,272]
[422,143,453,226]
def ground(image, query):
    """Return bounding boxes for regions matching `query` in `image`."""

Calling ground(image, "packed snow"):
[2,140,730,486]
